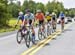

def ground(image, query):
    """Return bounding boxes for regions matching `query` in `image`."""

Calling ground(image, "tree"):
[22,0,29,13]
[36,2,45,13]
[0,0,10,25]
[46,1,64,17]
[8,3,20,17]
[68,8,75,18]
[22,0,36,13]
[28,0,36,13]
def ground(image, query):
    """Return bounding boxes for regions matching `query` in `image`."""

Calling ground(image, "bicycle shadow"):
[62,29,72,33]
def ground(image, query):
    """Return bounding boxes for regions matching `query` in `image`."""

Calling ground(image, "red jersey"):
[35,13,44,21]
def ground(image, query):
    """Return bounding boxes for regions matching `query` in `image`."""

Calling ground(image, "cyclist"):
[45,12,52,35]
[59,11,65,31]
[35,10,45,31]
[51,12,57,31]
[16,11,24,25]
[45,12,52,24]
[23,9,35,44]
[15,11,26,31]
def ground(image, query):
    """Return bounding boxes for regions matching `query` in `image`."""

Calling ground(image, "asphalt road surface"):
[0,22,75,55]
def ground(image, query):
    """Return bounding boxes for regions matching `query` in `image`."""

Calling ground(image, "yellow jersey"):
[46,15,52,20]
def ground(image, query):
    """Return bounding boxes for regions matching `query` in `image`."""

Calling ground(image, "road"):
[0,22,75,55]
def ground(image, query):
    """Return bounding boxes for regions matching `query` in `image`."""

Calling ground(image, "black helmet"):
[25,9,30,13]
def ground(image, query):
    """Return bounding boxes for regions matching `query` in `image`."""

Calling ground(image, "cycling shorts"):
[47,19,51,23]
[39,20,44,26]
[52,17,56,21]
[29,19,32,25]
[61,17,64,20]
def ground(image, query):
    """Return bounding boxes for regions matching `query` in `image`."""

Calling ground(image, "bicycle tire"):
[42,30,46,39]
[24,32,30,48]
[32,34,36,44]
[47,26,50,36]
[61,24,64,31]
[38,29,42,40]
[16,31,23,44]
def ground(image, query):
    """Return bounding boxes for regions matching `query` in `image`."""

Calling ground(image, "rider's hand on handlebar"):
[15,24,18,28]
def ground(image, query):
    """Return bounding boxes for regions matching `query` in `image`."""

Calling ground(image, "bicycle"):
[16,24,35,48]
[52,20,57,33]
[61,20,64,32]
[38,24,46,40]
[47,21,52,36]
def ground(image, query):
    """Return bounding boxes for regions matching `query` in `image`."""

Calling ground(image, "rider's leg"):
[29,19,36,42]
[42,20,45,30]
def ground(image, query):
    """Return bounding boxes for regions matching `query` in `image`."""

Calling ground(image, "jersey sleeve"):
[31,13,35,19]
[24,14,27,20]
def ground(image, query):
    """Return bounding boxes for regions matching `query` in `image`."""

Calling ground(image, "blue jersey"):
[59,13,65,20]
[24,13,34,20]
[18,15,24,21]
[59,13,65,18]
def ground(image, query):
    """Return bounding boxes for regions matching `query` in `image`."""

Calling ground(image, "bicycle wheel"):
[42,30,46,39]
[24,32,30,48]
[47,25,50,36]
[53,24,56,32]
[61,24,64,31]
[32,34,36,44]
[38,29,42,40]
[16,31,23,44]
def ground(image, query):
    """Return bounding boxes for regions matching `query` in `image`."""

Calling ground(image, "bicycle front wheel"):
[47,26,50,36]
[24,33,30,48]
[38,30,42,40]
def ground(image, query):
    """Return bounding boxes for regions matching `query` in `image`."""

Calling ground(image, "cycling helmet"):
[36,9,41,13]
[25,9,30,13]
[52,12,55,15]
[19,11,23,16]
[46,12,49,15]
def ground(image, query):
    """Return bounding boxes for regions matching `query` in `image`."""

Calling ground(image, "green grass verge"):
[0,18,20,33]
[0,18,39,33]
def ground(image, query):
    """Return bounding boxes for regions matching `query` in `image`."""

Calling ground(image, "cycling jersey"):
[46,15,51,21]
[35,13,44,21]
[18,15,24,22]
[52,15,56,21]
[24,13,34,20]
[59,13,65,20]
[24,13,34,25]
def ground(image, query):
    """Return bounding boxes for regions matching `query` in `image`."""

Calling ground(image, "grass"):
[0,18,21,33]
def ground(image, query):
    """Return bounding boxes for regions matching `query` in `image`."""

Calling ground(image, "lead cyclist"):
[23,9,36,44]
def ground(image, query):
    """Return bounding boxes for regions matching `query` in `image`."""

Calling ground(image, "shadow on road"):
[62,29,72,33]
[44,43,50,47]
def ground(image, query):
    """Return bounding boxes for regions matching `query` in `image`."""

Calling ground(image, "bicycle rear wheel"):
[16,31,23,44]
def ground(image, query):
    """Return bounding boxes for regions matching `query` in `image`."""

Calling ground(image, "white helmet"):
[52,12,55,15]
[46,12,49,15]
[19,11,23,16]
[37,9,41,13]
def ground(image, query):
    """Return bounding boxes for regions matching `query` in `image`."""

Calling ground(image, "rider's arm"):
[16,16,20,25]
[23,15,26,25]
[32,14,35,25]
[55,14,57,22]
